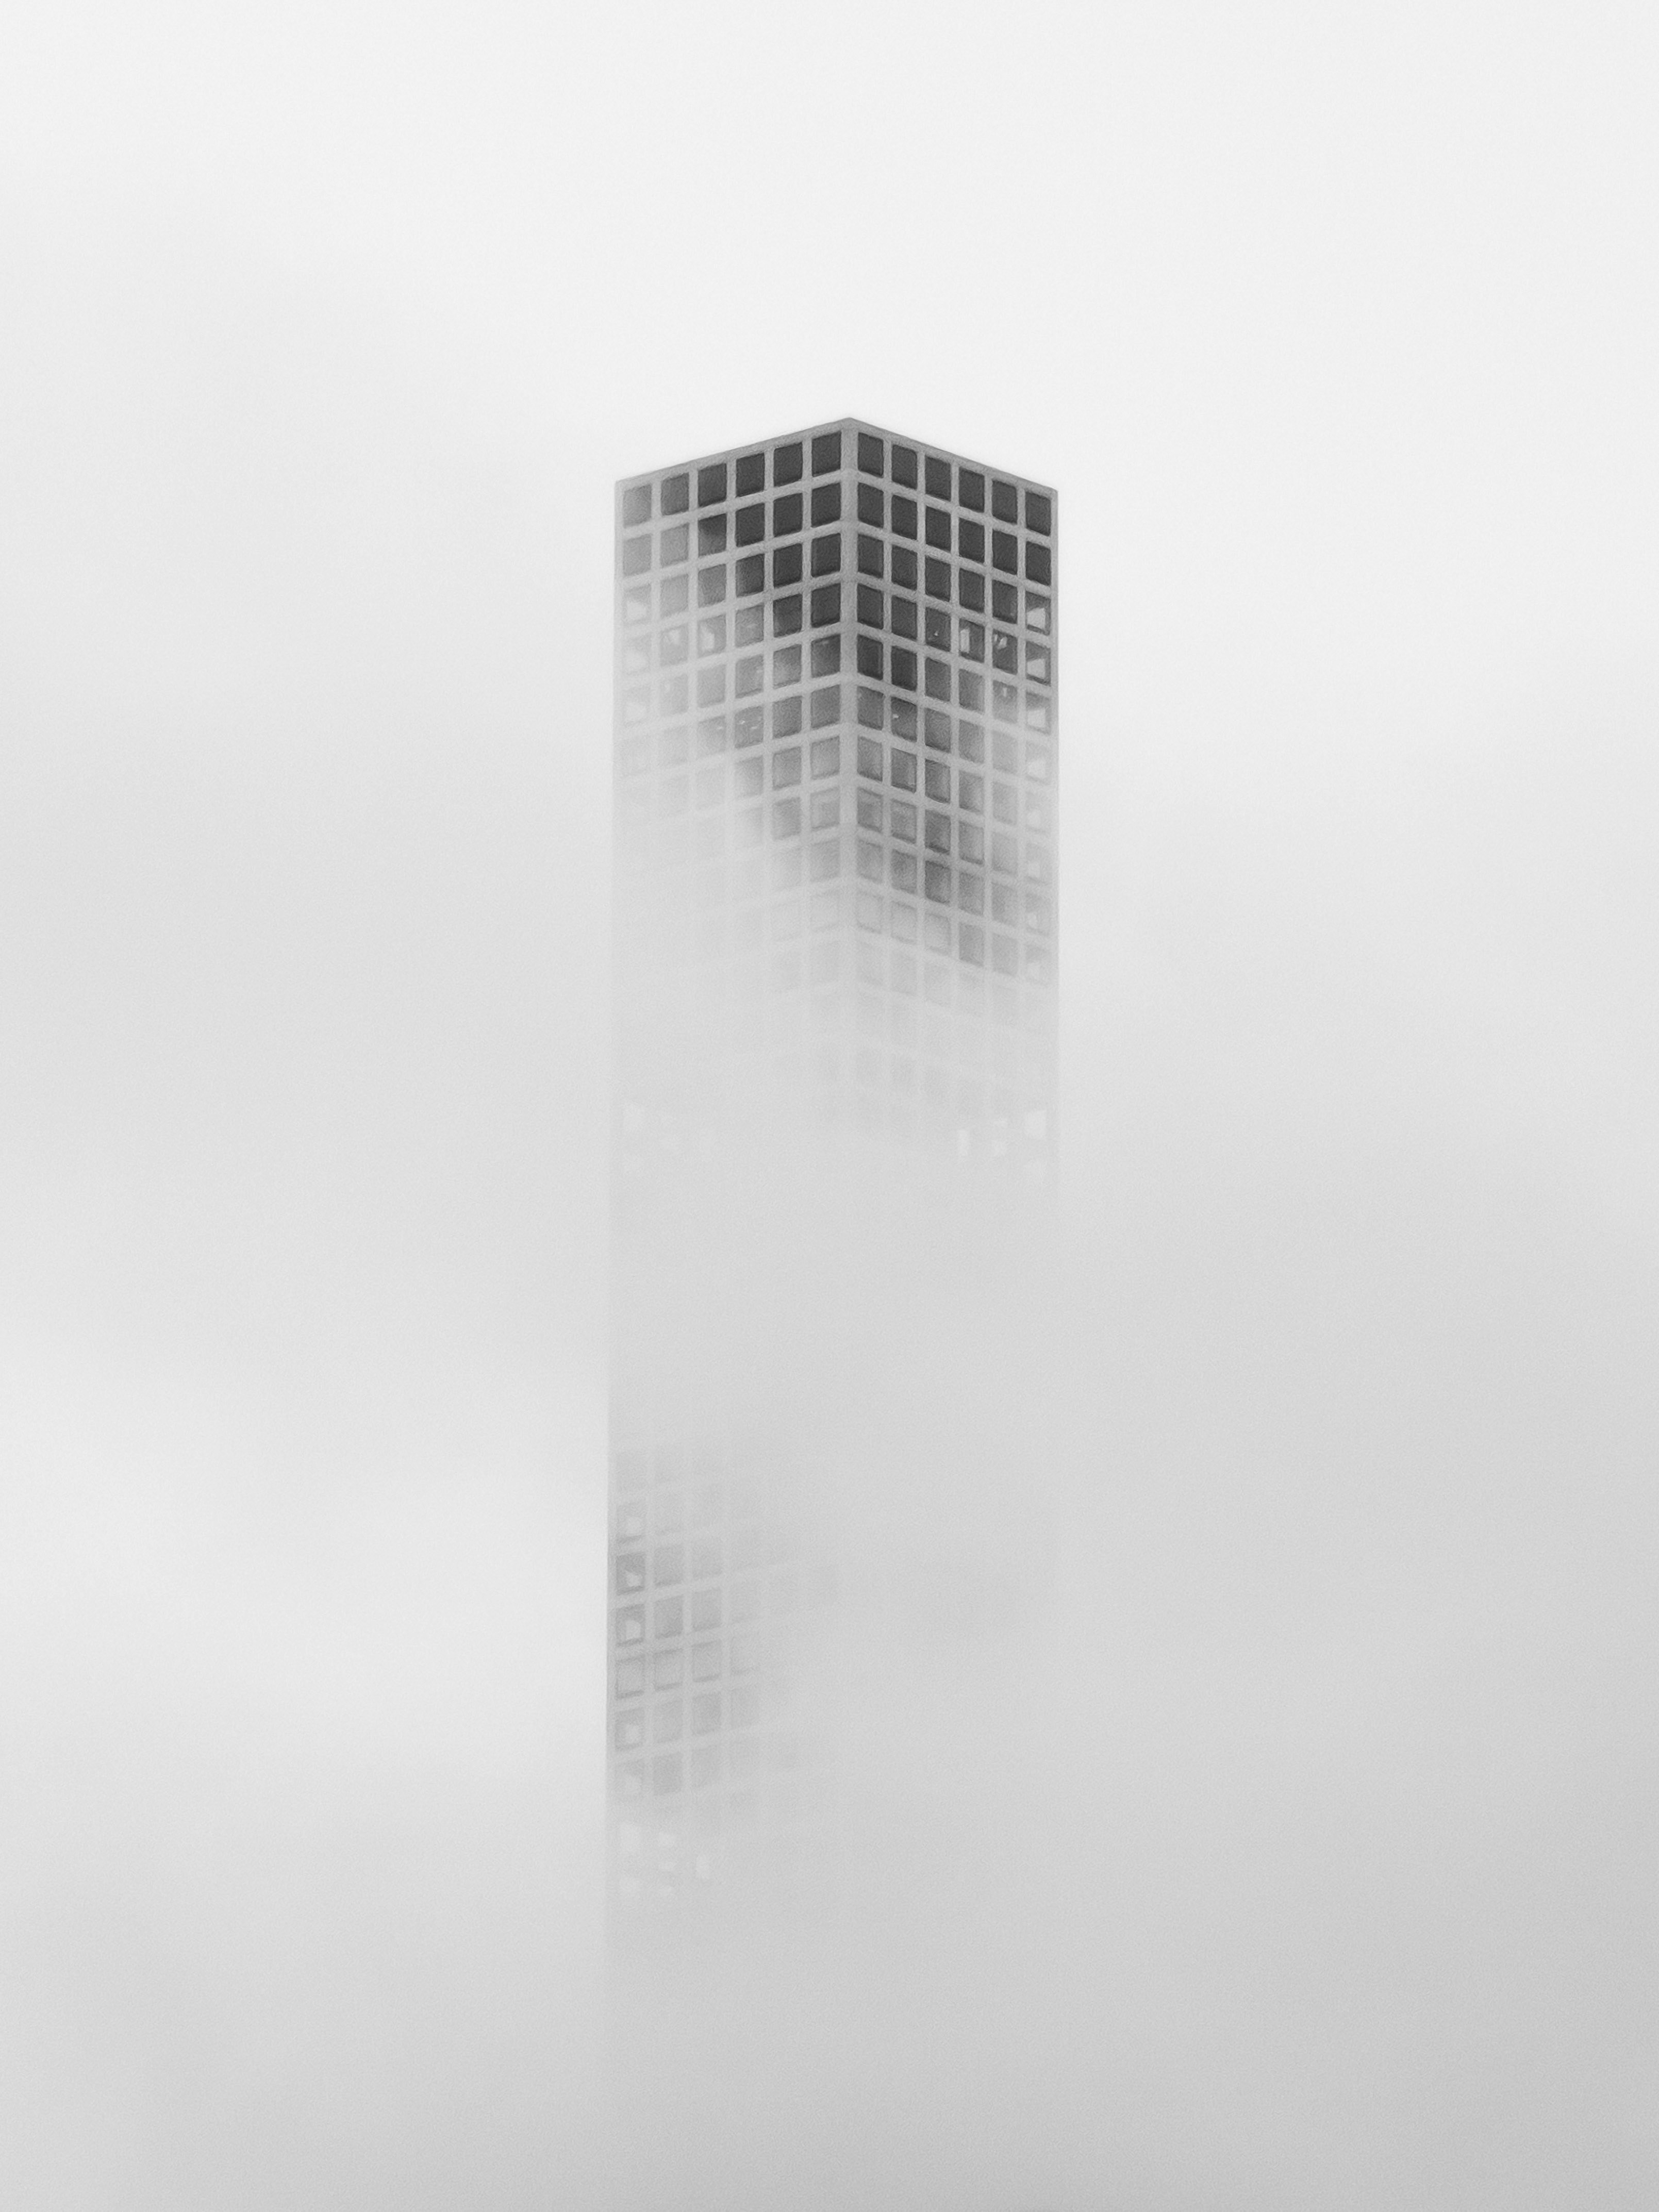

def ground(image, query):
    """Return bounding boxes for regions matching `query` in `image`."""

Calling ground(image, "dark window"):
[992,530,1018,572]
[892,850,918,892]
[857,635,883,677]
[957,619,984,659]
[857,584,884,627]
[924,607,952,650]
[735,554,764,596]
[891,495,917,539]
[810,583,840,626]
[811,481,842,525]
[1026,542,1052,585]
[772,695,802,737]
[810,684,840,727]
[857,483,884,527]
[810,735,840,778]
[1025,490,1052,535]
[924,658,950,701]
[661,472,690,515]
[810,633,841,675]
[699,463,727,507]
[811,430,842,474]
[960,569,986,612]
[992,479,1018,522]
[890,647,917,691]
[735,503,765,545]
[891,700,918,740]
[735,706,764,746]
[993,680,1018,722]
[659,523,688,566]
[735,603,764,645]
[958,469,985,511]
[924,506,951,550]
[924,557,951,600]
[773,441,803,485]
[773,594,802,635]
[925,811,951,853]
[698,566,727,606]
[992,579,1019,621]
[891,746,918,790]
[857,533,884,577]
[957,870,984,912]
[958,719,985,762]
[891,594,918,639]
[993,631,1018,672]
[772,492,803,536]
[857,687,885,729]
[924,707,952,749]
[925,860,951,903]
[925,757,951,800]
[771,642,801,685]
[924,455,951,500]
[891,443,918,488]
[773,544,803,587]
[958,519,985,563]
[891,546,918,590]
[773,746,801,787]
[857,431,884,475]
[959,670,985,710]
[811,533,841,576]
[735,451,765,496]
[622,484,651,525]
[1026,592,1051,633]
[857,735,884,779]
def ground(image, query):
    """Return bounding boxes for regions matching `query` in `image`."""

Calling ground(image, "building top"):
[617,418,1056,518]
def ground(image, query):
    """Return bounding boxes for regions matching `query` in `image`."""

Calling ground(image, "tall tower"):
[609,419,1057,1931]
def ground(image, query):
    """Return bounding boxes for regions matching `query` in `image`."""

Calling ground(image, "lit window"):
[1026,593,1051,632]
[1025,694,1052,733]
[698,616,726,655]
[660,623,688,663]
[1025,642,1051,684]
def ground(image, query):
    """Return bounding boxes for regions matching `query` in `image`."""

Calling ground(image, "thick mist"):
[4,2,1658,2207]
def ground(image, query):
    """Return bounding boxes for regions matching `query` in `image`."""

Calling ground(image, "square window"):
[615,1551,646,1595]
[925,758,951,802]
[857,735,884,779]
[810,787,840,829]
[622,536,651,577]
[891,698,918,740]
[810,633,841,676]
[773,440,803,484]
[957,619,984,659]
[1026,593,1051,633]
[773,795,801,838]
[810,683,841,726]
[993,680,1019,722]
[698,513,727,555]
[890,746,918,791]
[772,492,803,536]
[1025,489,1052,535]
[735,604,765,645]
[891,595,918,639]
[924,858,952,903]
[857,836,883,880]
[959,769,985,811]
[891,850,918,892]
[924,707,951,749]
[891,495,917,539]
[735,553,764,596]
[772,644,802,687]
[891,443,918,488]
[811,481,842,525]
[658,723,688,764]
[925,505,951,550]
[992,529,1018,573]
[773,745,802,788]
[810,583,841,626]
[735,450,765,496]
[661,574,690,616]
[623,585,651,624]
[810,734,840,777]
[890,646,917,691]
[616,1604,645,1646]
[735,757,764,796]
[959,921,985,964]
[699,566,727,606]
[622,483,652,526]
[959,569,986,613]
[809,838,839,882]
[992,629,1018,673]
[614,1709,644,1751]
[698,462,727,507]
[661,472,690,515]
[924,657,950,701]
[857,787,883,828]
[770,544,802,587]
[891,546,918,590]
[1025,642,1052,684]
[616,1656,646,1697]
[735,655,763,697]
[655,1595,683,1638]
[811,429,842,474]
[924,606,951,651]
[660,673,689,714]
[924,557,951,600]
[857,533,884,577]
[959,669,985,710]
[1026,542,1052,586]
[857,431,884,474]
[698,615,726,655]
[734,705,764,745]
[811,532,841,576]
[924,454,951,500]
[857,583,884,627]
[992,578,1019,622]
[957,868,983,911]
[696,666,725,707]
[735,502,765,546]
[958,718,985,761]
[992,478,1018,522]
[958,518,985,563]
[660,623,689,662]
[659,523,689,566]
[692,1640,723,1682]
[773,594,802,635]
[856,686,885,729]
[1026,744,1052,783]
[958,468,985,511]
[890,797,918,842]
[857,635,883,678]
[857,483,884,527]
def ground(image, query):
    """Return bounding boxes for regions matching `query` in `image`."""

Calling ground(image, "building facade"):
[609,419,1058,1929]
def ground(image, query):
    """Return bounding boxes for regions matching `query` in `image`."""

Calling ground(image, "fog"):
[4,2,1657,2206]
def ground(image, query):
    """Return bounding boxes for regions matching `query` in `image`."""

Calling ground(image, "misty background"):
[4,3,1656,2206]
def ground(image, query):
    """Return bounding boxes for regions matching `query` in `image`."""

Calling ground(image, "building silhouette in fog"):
[609,420,1057,1927]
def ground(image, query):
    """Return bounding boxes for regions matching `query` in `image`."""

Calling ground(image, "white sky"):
[3,3,1656,2206]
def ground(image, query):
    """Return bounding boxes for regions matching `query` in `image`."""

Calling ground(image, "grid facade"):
[609,419,1058,1924]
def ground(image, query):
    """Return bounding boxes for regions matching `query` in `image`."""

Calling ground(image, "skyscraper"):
[609,419,1057,1931]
